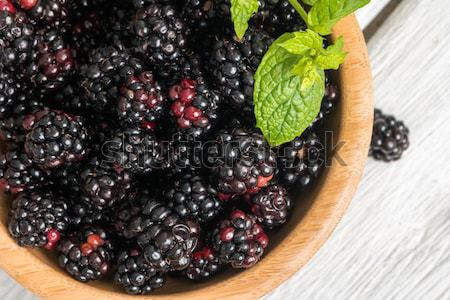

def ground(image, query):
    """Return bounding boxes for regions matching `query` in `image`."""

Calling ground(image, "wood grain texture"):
[266,1,450,299]
[0,16,373,300]
[356,0,392,29]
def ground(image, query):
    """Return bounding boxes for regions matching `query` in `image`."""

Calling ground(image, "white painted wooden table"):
[1,1,450,299]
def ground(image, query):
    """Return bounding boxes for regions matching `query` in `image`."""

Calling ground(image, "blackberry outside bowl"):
[0,15,373,300]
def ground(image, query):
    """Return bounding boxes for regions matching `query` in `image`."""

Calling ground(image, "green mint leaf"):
[254,33,325,146]
[315,36,347,69]
[277,29,323,55]
[230,0,260,39]
[307,0,371,35]
[301,0,319,5]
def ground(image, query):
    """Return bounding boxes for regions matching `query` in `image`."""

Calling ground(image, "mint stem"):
[288,0,308,24]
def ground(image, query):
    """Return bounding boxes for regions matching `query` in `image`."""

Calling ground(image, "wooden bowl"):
[0,15,373,300]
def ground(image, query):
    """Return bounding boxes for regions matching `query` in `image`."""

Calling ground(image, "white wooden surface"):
[1,0,450,299]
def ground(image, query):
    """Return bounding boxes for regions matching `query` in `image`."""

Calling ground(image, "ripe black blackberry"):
[100,4,133,45]
[276,129,324,188]
[310,77,339,129]
[8,188,69,249]
[163,173,222,224]
[102,128,166,174]
[25,28,75,90]
[207,28,273,115]
[0,10,36,73]
[132,0,184,10]
[79,157,133,210]
[165,137,203,175]
[57,226,115,282]
[254,0,306,36]
[69,196,113,227]
[209,209,269,269]
[114,191,198,271]
[168,77,220,140]
[182,246,222,281]
[208,128,276,198]
[130,4,190,79]
[182,0,227,38]
[114,248,166,295]
[0,147,50,194]
[78,44,144,114]
[23,110,90,169]
[69,11,103,63]
[370,109,409,162]
[117,71,166,130]
[12,0,69,28]
[249,185,292,229]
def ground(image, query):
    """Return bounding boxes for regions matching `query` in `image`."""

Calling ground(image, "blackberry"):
[370,109,410,162]
[69,11,103,63]
[130,4,190,78]
[8,188,69,249]
[0,0,16,12]
[69,196,112,227]
[12,0,69,28]
[208,128,276,197]
[168,77,220,140]
[25,27,75,90]
[100,4,133,45]
[114,192,198,271]
[57,226,115,282]
[117,71,166,130]
[0,10,36,72]
[132,0,184,10]
[249,185,292,229]
[165,137,203,175]
[0,147,49,194]
[163,173,222,224]
[183,246,222,281]
[210,209,269,268]
[254,0,306,36]
[310,78,339,129]
[182,0,226,37]
[78,44,144,114]
[207,28,273,115]
[102,128,165,174]
[79,158,132,209]
[276,129,324,188]
[0,70,42,120]
[114,248,166,295]
[23,110,90,169]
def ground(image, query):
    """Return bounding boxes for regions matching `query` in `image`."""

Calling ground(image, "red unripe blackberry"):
[182,246,223,281]
[209,209,269,269]
[0,0,15,12]
[117,72,166,130]
[250,185,292,229]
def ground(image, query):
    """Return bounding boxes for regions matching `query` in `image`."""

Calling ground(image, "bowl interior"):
[0,15,372,300]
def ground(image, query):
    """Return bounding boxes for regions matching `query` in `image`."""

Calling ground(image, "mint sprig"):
[230,0,260,39]
[254,30,346,146]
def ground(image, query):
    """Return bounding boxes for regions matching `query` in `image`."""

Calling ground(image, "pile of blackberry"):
[0,0,353,294]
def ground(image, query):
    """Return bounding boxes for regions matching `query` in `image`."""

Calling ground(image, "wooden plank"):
[356,0,392,29]
[266,0,450,299]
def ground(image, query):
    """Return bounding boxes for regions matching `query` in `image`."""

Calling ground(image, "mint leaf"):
[301,0,319,5]
[230,0,260,39]
[307,0,371,35]
[315,36,346,69]
[254,33,325,146]
[278,29,323,55]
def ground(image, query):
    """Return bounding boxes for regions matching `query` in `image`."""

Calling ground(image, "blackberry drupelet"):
[0,10,36,73]
[114,248,166,295]
[163,173,222,224]
[0,147,50,194]
[78,44,144,114]
[130,4,190,78]
[57,226,115,282]
[114,191,198,271]
[69,196,112,227]
[0,0,16,12]
[23,110,90,169]
[207,28,273,115]
[210,209,268,268]
[12,0,69,28]
[117,71,166,130]
[276,129,324,188]
[370,109,409,162]
[79,158,132,209]
[168,77,220,140]
[132,0,184,10]
[183,246,222,281]
[208,128,276,197]
[250,184,292,229]
[26,27,75,90]
[8,188,69,249]
[165,137,203,175]
[310,77,339,129]
[102,128,165,174]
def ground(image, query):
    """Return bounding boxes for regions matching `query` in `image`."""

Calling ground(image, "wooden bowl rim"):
[0,15,373,300]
